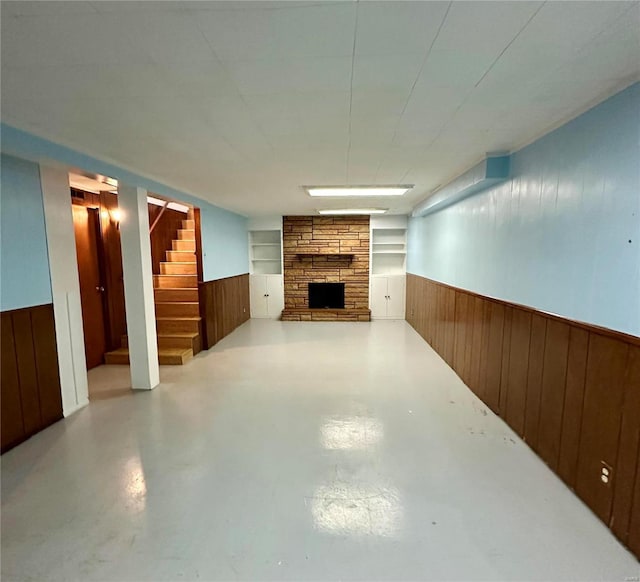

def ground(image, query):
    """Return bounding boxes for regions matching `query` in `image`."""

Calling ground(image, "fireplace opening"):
[308,282,345,309]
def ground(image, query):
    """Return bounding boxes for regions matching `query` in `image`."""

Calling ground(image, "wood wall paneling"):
[1,312,24,450]
[405,274,640,559]
[611,345,640,543]
[557,327,589,488]
[199,274,250,350]
[12,309,43,434]
[628,437,640,556]
[523,314,547,448]
[498,307,513,416]
[30,305,64,426]
[575,334,629,524]
[484,302,505,414]
[537,319,570,468]
[1,304,63,453]
[504,309,532,437]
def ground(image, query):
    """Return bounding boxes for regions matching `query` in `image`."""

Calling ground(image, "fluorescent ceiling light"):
[306,185,412,197]
[317,209,388,215]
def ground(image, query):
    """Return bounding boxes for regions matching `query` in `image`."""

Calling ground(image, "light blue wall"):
[0,154,53,310]
[407,82,640,337]
[1,124,249,283]
[199,202,249,281]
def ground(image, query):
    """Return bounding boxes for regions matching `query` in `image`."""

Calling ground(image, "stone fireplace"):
[281,216,370,321]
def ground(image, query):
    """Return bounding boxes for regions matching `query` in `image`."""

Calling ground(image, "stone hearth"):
[281,216,370,321]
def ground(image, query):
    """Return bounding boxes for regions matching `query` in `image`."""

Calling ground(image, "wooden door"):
[73,205,107,369]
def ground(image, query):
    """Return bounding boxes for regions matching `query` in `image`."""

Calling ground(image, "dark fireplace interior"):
[308,282,345,309]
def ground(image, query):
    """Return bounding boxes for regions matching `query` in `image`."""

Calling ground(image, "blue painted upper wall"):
[407,82,640,337]
[0,154,53,310]
[1,124,248,284]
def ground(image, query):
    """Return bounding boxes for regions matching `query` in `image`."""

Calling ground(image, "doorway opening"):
[69,172,126,373]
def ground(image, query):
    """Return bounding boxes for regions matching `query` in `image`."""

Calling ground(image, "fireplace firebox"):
[308,283,345,309]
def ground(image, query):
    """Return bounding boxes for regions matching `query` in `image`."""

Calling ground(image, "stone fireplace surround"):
[281,216,371,321]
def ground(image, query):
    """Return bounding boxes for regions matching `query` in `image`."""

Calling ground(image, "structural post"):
[40,165,89,415]
[118,184,159,390]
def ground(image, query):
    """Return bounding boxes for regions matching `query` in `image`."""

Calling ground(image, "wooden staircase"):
[105,218,202,366]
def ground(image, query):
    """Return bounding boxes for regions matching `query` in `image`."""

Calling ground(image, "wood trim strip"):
[406,273,640,559]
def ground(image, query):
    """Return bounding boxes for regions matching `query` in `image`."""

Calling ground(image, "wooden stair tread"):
[155,301,199,306]
[157,332,199,338]
[154,287,198,291]
[156,316,201,321]
[105,346,193,365]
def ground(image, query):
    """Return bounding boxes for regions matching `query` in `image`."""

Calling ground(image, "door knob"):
[96,286,105,292]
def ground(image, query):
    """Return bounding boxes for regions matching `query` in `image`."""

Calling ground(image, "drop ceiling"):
[2,1,639,217]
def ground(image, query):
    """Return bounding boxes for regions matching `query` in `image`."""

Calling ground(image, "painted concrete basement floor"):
[2,320,639,582]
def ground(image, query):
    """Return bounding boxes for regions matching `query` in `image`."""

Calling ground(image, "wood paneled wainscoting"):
[406,274,640,559]
[199,274,250,349]
[1,304,63,453]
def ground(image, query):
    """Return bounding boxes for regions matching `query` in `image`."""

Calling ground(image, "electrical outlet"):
[600,461,613,485]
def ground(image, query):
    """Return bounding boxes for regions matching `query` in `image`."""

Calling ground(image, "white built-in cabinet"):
[369,216,408,320]
[248,218,284,319]
[370,275,406,319]
[250,274,284,319]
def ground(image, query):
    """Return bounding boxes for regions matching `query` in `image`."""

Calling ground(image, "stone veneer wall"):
[282,216,370,320]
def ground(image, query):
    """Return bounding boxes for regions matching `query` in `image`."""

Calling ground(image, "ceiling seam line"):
[190,12,277,155]
[346,1,360,185]
[402,0,547,186]
[474,0,547,89]
[373,1,452,184]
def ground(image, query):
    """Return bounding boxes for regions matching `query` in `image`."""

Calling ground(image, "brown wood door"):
[72,205,107,369]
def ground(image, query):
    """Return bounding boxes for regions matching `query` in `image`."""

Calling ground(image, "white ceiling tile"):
[1,12,152,67]
[226,57,352,95]
[352,54,423,92]
[2,1,98,16]
[2,0,638,216]
[91,1,185,12]
[355,1,449,56]
[116,12,214,64]
[196,3,355,61]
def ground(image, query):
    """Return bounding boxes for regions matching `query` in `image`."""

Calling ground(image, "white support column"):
[118,184,159,390]
[40,165,89,416]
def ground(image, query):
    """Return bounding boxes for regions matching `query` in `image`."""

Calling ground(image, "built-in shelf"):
[371,227,407,275]
[250,229,282,275]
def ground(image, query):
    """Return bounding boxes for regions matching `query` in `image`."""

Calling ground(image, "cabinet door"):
[386,275,406,319]
[370,277,388,318]
[266,275,284,318]
[250,275,268,318]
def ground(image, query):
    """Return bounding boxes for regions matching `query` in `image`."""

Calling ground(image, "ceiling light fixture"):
[305,185,413,197]
[317,209,388,215]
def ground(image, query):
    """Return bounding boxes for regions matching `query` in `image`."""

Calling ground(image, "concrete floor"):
[2,320,638,581]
